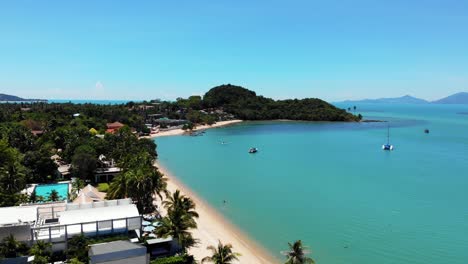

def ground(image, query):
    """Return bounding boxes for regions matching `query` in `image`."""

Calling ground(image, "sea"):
[1,99,138,105]
[154,103,468,264]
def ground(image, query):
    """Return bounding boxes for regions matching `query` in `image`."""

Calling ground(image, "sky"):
[0,0,467,101]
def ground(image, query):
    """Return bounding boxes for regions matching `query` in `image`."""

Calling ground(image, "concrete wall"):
[90,254,149,264]
[0,225,31,242]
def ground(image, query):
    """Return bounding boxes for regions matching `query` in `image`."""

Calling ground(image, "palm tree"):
[48,189,60,202]
[154,212,198,252]
[0,235,28,258]
[201,240,241,264]
[29,241,52,264]
[282,240,315,264]
[155,189,199,252]
[106,173,128,199]
[163,190,199,218]
[106,152,167,213]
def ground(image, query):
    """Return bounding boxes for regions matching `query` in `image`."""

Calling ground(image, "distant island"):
[0,93,48,102]
[340,95,428,104]
[338,92,468,105]
[432,92,468,104]
[204,84,360,121]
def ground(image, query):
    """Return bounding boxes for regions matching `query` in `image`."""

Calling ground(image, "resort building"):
[0,199,142,252]
[106,121,125,133]
[94,155,122,183]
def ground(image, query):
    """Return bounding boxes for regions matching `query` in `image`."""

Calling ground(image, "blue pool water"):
[155,103,468,264]
[34,183,69,201]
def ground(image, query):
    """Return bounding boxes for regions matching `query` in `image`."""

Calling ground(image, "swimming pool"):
[34,183,69,201]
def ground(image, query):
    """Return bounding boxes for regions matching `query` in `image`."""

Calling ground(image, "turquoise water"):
[155,104,468,264]
[34,183,69,201]
[48,99,139,105]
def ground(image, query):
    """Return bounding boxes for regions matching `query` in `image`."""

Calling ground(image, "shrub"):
[97,183,109,192]
[150,254,195,264]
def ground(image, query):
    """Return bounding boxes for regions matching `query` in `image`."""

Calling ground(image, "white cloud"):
[95,81,104,90]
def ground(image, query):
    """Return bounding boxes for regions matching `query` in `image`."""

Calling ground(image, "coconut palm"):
[0,235,28,258]
[163,190,199,218]
[282,240,315,264]
[106,152,167,213]
[154,212,198,252]
[155,189,199,252]
[48,189,60,202]
[29,241,52,264]
[106,173,128,199]
[201,240,241,264]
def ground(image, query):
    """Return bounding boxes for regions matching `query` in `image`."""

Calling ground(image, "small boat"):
[382,125,394,151]
[424,129,429,134]
[248,147,258,153]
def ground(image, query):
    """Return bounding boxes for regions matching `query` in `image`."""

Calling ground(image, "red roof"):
[106,122,125,129]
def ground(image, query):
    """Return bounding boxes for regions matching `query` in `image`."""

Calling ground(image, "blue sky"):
[0,0,467,101]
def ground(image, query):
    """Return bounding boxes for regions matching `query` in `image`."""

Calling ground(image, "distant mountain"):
[340,95,429,104]
[432,92,468,104]
[0,93,47,102]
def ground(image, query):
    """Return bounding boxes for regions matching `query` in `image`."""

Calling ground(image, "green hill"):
[0,93,47,102]
[203,84,360,121]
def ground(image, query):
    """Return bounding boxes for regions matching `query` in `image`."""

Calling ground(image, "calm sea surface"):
[155,103,468,264]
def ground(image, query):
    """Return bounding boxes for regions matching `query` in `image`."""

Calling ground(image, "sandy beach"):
[155,162,278,264]
[149,119,243,138]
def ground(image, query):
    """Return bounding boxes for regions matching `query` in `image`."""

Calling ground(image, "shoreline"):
[147,119,243,138]
[155,161,278,264]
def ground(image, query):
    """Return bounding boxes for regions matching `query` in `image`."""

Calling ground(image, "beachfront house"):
[0,199,141,252]
[106,121,125,134]
[94,154,122,183]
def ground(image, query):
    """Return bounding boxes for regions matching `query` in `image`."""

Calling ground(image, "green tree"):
[30,241,52,264]
[163,190,199,219]
[66,234,89,263]
[0,140,27,206]
[71,145,97,181]
[68,258,85,264]
[107,152,167,213]
[155,190,198,252]
[6,123,36,153]
[48,189,60,202]
[23,150,58,183]
[0,235,29,258]
[69,178,85,200]
[201,240,241,264]
[282,240,315,264]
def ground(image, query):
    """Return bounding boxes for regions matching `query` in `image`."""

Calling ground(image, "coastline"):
[148,119,243,138]
[155,161,278,264]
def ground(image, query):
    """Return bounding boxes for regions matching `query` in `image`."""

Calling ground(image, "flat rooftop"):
[58,204,139,225]
[0,206,37,226]
[90,240,145,255]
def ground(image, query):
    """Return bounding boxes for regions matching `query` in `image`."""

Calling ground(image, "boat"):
[382,125,394,151]
[249,147,258,153]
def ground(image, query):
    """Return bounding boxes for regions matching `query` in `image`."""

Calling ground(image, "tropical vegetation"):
[204,84,361,121]
[66,234,89,263]
[283,240,315,264]
[155,190,199,252]
[29,240,52,264]
[0,235,29,259]
[201,240,241,264]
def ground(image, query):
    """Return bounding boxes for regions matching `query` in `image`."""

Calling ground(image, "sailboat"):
[382,125,394,151]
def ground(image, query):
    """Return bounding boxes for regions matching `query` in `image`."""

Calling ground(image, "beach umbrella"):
[142,220,151,226]
[143,226,155,232]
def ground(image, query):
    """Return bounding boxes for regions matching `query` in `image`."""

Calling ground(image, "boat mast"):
[387,125,390,145]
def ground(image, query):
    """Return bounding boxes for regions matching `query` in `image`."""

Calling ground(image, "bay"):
[155,103,468,264]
